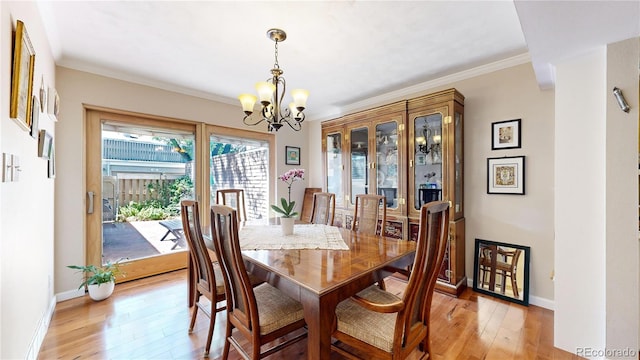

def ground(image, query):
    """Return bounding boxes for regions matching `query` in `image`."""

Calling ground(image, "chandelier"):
[417,126,441,155]
[238,29,309,132]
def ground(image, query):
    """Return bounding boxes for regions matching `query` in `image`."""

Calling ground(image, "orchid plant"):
[271,168,305,218]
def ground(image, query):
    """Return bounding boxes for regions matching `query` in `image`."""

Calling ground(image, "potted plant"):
[271,168,304,235]
[67,259,126,301]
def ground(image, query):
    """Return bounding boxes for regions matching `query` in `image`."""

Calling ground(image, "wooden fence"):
[103,176,176,210]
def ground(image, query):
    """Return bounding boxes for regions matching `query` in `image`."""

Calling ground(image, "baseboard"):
[25,296,56,360]
[528,295,554,310]
[466,278,554,310]
[56,288,86,302]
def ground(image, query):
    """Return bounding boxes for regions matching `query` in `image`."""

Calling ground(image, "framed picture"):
[47,87,60,121]
[285,146,300,165]
[487,156,525,195]
[416,153,426,166]
[38,130,53,160]
[491,119,521,150]
[48,147,56,178]
[30,95,40,139]
[10,20,36,132]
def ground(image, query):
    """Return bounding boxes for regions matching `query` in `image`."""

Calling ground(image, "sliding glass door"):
[86,110,201,281]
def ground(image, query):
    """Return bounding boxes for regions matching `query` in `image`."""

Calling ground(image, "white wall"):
[554,47,608,355]
[0,2,56,358]
[605,38,639,357]
[554,38,639,358]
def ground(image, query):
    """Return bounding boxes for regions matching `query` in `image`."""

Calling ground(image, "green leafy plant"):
[271,169,304,218]
[67,259,126,289]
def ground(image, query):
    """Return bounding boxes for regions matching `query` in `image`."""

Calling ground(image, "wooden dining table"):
[197,225,416,360]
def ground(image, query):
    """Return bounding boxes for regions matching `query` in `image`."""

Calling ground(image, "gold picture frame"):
[10,20,36,131]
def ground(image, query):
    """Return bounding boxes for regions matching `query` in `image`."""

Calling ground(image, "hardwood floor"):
[39,270,581,359]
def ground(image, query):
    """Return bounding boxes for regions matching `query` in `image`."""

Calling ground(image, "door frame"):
[86,107,202,282]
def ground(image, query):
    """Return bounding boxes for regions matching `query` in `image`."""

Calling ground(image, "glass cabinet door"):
[413,113,443,210]
[325,132,343,205]
[374,121,399,209]
[349,127,369,205]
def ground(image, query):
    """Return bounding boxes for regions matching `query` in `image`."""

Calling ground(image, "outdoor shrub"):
[137,206,169,221]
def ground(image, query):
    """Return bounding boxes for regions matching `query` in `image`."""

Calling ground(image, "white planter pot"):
[280,217,295,235]
[88,280,115,301]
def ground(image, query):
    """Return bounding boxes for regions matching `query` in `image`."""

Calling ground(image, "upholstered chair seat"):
[335,285,401,352]
[253,283,305,335]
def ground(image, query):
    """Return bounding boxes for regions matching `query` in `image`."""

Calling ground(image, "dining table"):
[196,222,416,360]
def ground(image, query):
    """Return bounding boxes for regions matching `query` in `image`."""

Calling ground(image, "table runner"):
[239,223,349,250]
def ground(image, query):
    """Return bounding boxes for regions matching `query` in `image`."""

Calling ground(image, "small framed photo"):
[285,146,300,165]
[47,87,60,121]
[48,147,55,178]
[416,153,426,166]
[487,156,525,195]
[38,130,53,159]
[491,119,521,150]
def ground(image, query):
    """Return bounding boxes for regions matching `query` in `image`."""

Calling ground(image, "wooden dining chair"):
[352,194,387,236]
[210,204,307,360]
[216,189,247,222]
[180,200,226,357]
[331,201,450,360]
[309,192,336,226]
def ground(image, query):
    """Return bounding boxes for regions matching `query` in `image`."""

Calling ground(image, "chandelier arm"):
[282,117,302,131]
[242,114,267,127]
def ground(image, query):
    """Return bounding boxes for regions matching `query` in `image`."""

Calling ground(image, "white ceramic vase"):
[281,217,295,236]
[88,280,115,301]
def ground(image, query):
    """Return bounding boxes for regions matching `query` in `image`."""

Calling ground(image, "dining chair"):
[331,201,450,360]
[478,246,521,297]
[352,194,387,236]
[216,189,247,222]
[309,192,336,226]
[300,187,322,222]
[180,200,226,357]
[210,204,307,360]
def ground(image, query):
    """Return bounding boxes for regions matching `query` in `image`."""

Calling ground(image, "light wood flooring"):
[38,270,582,359]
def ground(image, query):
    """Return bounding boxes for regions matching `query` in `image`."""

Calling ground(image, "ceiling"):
[36,1,639,121]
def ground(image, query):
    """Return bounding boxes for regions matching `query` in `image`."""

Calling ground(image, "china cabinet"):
[321,88,465,296]
[322,102,406,234]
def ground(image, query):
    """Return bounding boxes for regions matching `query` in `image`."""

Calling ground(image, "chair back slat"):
[352,194,387,235]
[310,192,336,225]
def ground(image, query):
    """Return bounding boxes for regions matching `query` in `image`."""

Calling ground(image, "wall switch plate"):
[11,155,20,182]
[2,153,13,182]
